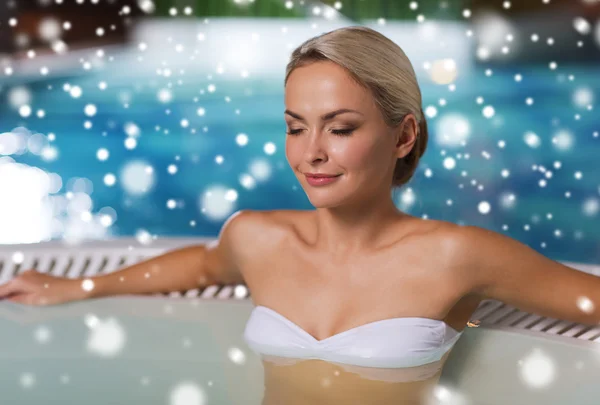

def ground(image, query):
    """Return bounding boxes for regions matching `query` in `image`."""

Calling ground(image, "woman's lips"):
[305,174,342,186]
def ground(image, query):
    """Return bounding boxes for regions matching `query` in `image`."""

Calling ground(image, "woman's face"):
[284,61,416,208]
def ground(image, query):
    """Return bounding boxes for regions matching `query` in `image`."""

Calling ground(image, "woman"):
[1,26,599,404]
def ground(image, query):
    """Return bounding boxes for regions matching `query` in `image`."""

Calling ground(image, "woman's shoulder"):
[385,215,458,244]
[217,209,307,278]
[415,218,464,253]
[395,217,464,265]
[227,209,304,248]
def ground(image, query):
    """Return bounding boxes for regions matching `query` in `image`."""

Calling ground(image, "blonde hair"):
[284,26,428,189]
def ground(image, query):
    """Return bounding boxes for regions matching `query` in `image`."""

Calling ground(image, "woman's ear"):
[395,114,419,157]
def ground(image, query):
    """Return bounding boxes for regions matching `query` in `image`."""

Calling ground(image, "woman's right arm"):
[89,209,253,299]
[0,209,255,305]
[89,244,215,299]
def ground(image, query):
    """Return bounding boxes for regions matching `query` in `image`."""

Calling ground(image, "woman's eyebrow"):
[284,108,364,122]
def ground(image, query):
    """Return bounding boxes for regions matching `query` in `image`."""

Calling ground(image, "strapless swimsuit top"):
[243,305,464,369]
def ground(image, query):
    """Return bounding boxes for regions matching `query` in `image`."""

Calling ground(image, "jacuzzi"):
[1,238,600,405]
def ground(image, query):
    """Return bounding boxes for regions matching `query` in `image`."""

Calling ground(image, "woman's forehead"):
[285,69,372,116]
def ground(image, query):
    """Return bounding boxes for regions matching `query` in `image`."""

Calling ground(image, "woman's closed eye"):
[331,128,355,136]
[285,128,355,136]
[286,128,303,135]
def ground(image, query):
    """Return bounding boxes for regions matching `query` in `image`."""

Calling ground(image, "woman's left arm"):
[452,225,600,326]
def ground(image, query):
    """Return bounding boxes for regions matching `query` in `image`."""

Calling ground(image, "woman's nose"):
[303,132,328,163]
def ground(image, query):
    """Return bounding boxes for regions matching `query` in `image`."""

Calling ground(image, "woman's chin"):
[304,190,354,209]
[305,194,343,208]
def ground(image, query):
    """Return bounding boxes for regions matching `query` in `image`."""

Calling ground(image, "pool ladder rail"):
[1,237,600,343]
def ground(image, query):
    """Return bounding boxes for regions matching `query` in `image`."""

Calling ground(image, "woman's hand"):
[0,269,89,306]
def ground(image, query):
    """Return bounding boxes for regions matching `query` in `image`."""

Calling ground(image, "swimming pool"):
[1,239,599,404]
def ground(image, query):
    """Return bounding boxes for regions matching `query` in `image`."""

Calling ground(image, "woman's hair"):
[284,26,428,190]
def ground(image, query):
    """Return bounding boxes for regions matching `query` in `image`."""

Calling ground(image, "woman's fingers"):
[0,271,79,306]
[6,294,29,305]
[0,281,18,299]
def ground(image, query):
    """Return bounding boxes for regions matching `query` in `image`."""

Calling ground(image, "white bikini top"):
[243,305,464,371]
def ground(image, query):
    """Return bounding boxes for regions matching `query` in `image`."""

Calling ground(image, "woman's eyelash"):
[286,128,355,136]
[331,128,354,136]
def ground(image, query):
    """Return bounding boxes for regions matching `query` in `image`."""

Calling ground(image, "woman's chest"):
[240,238,461,340]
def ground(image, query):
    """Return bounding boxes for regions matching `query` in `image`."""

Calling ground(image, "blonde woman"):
[1,26,599,404]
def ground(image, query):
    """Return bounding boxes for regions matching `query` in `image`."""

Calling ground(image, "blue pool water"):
[0,54,598,264]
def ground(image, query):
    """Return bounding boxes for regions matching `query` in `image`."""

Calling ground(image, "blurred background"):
[0,0,599,264]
